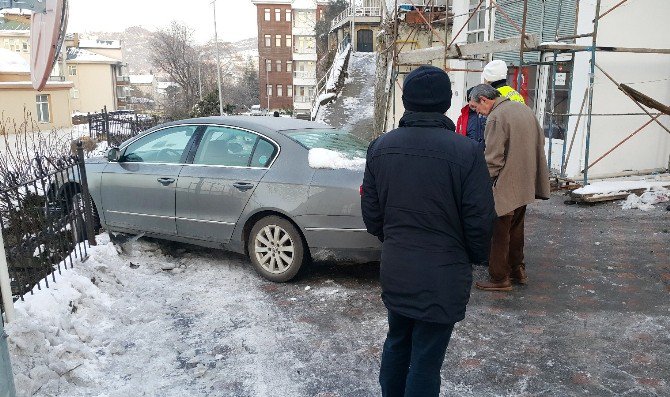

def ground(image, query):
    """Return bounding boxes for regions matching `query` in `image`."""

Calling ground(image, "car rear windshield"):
[284,129,368,157]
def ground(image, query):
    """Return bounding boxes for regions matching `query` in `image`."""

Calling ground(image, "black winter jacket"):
[362,111,496,324]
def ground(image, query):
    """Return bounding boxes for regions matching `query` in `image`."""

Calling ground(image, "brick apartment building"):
[252,0,329,117]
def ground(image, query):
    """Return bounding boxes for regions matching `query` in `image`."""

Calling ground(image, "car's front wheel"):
[248,216,305,282]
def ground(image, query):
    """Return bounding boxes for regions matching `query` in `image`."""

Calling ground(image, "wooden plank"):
[620,84,670,116]
[397,34,540,64]
[571,184,670,203]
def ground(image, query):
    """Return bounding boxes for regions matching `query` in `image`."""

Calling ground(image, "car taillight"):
[359,185,363,196]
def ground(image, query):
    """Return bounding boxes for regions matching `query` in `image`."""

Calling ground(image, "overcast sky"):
[67,0,258,43]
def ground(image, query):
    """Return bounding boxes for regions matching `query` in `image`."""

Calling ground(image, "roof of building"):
[79,39,122,49]
[0,10,30,30]
[0,48,29,73]
[130,74,155,85]
[67,47,120,64]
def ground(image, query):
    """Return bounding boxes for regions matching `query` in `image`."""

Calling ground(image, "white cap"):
[482,60,509,83]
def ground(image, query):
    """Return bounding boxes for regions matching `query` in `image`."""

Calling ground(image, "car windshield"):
[284,129,368,158]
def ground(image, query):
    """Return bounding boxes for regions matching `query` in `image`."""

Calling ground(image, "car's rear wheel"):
[248,216,305,282]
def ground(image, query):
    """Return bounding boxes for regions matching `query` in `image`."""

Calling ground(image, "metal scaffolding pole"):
[582,0,602,185]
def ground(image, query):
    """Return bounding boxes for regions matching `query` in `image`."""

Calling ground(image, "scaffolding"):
[383,0,670,185]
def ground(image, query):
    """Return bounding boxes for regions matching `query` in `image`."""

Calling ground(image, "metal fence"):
[0,143,96,318]
[88,107,160,148]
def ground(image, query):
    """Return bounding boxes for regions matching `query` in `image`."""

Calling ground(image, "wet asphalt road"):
[160,193,669,396]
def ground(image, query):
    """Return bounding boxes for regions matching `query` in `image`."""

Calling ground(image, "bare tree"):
[150,22,200,116]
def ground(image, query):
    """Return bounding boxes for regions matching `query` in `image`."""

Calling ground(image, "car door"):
[175,125,278,243]
[101,125,199,235]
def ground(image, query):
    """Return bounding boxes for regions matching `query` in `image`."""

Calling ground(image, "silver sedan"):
[82,116,381,281]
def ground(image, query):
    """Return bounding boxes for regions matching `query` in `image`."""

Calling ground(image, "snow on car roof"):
[165,116,334,133]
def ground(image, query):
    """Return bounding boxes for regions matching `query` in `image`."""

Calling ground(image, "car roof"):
[158,116,334,133]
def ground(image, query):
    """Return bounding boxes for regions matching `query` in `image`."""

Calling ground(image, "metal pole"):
[0,317,16,397]
[516,0,528,91]
[547,51,558,170]
[266,59,270,111]
[197,53,203,102]
[76,142,97,247]
[212,0,224,116]
[351,0,356,52]
[0,230,15,323]
[583,0,602,185]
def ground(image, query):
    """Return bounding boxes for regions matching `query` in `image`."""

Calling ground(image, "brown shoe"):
[510,267,528,285]
[476,278,513,291]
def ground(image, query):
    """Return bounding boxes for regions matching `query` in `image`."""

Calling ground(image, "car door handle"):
[157,177,175,186]
[233,182,254,191]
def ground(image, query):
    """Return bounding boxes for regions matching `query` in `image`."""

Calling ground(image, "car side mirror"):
[107,148,121,162]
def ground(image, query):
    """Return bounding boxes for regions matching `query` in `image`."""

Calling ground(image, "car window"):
[123,126,196,163]
[194,127,264,167]
[250,138,277,167]
[284,129,368,158]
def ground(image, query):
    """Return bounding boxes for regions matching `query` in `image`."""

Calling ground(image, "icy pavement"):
[316,52,377,140]
[6,194,670,396]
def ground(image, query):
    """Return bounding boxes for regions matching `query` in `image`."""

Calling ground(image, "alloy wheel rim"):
[254,225,295,274]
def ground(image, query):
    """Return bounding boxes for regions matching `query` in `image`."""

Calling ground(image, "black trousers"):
[379,310,455,397]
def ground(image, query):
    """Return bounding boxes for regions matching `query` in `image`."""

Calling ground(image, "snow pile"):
[573,180,670,196]
[326,44,351,91]
[621,186,669,211]
[308,148,366,171]
[6,234,308,396]
[0,48,29,73]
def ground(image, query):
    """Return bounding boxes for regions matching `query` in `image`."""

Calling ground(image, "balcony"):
[294,70,316,86]
[331,5,382,31]
[116,75,130,84]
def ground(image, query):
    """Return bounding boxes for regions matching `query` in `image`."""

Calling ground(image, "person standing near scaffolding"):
[468,84,550,291]
[482,60,526,104]
[362,66,495,397]
[456,87,487,151]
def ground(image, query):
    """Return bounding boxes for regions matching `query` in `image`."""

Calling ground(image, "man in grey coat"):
[468,84,551,291]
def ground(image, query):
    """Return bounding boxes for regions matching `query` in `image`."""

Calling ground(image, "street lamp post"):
[212,0,224,116]
[266,58,270,111]
[197,53,204,102]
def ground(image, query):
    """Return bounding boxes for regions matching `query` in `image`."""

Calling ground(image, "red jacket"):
[455,105,469,136]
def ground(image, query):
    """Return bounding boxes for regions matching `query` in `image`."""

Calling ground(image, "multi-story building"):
[252,0,328,118]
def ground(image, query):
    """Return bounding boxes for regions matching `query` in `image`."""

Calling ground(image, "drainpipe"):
[0,228,15,323]
[0,319,16,397]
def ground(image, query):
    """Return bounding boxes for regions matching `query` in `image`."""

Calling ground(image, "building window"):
[68,65,77,76]
[467,0,486,43]
[275,8,280,21]
[287,85,293,97]
[267,84,273,96]
[286,61,292,72]
[264,9,270,21]
[22,41,28,52]
[36,94,50,123]
[277,84,283,97]
[70,88,79,99]
[275,60,282,72]
[264,35,271,47]
[275,35,281,47]
[285,35,292,48]
[285,9,291,21]
[265,59,272,72]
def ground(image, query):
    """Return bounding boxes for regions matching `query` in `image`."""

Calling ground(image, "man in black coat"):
[362,65,496,397]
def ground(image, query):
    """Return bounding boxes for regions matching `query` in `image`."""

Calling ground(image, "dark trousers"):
[379,310,455,397]
[489,205,526,281]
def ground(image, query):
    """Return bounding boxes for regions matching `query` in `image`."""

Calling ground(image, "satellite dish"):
[30,0,68,91]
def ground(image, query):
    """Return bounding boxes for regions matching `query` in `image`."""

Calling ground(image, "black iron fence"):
[88,107,160,148]
[0,143,96,315]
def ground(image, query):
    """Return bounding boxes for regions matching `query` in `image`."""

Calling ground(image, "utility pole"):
[212,0,224,116]
[197,53,204,102]
[351,0,356,52]
[266,59,270,111]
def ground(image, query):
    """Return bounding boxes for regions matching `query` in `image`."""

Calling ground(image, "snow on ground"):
[573,180,670,195]
[621,187,669,211]
[308,148,366,171]
[6,234,312,397]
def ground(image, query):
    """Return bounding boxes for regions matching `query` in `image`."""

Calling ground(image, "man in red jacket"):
[456,87,486,151]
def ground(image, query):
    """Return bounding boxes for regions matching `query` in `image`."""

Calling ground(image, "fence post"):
[0,228,15,324]
[103,106,110,147]
[87,112,92,139]
[0,318,16,397]
[76,142,97,247]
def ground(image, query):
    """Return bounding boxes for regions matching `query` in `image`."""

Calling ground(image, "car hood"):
[85,156,107,164]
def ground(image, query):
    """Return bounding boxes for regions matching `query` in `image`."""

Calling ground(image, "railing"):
[116,75,130,83]
[48,75,66,82]
[88,106,160,147]
[1,143,97,314]
[294,95,313,104]
[294,70,316,80]
[331,6,383,30]
[293,46,317,55]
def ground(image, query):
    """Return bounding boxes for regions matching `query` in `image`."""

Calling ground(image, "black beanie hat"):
[402,65,452,113]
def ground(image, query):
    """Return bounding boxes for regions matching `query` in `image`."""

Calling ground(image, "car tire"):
[248,216,305,282]
[69,192,87,243]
